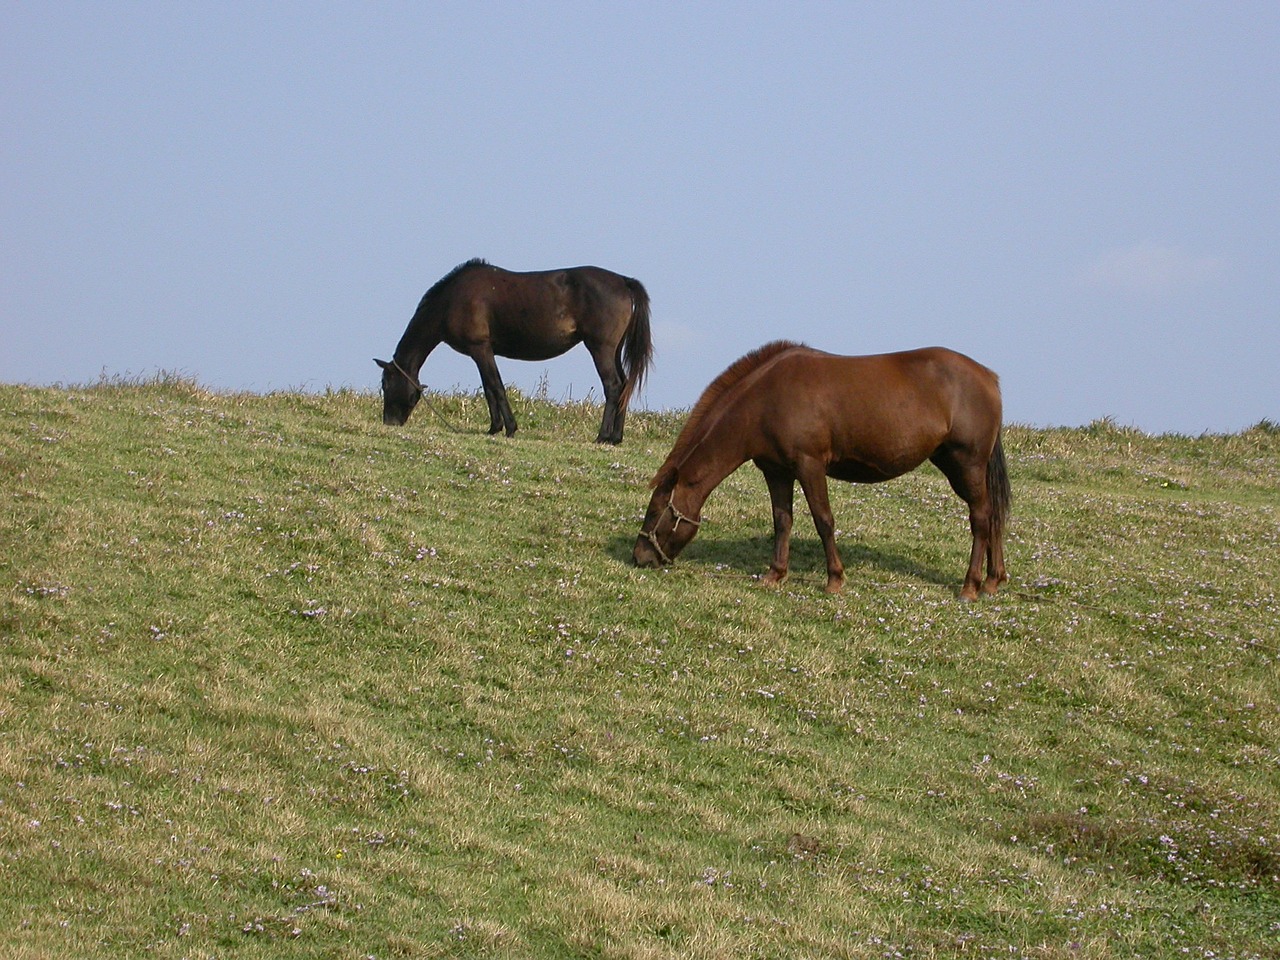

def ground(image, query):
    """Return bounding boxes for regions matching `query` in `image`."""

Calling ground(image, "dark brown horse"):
[633,341,1010,600]
[376,259,653,444]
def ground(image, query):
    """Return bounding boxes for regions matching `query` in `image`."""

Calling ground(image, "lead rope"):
[390,357,421,392]
[640,501,702,564]
[390,358,466,434]
[668,502,702,530]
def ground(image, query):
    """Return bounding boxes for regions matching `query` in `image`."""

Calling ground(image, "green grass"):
[2,376,1277,959]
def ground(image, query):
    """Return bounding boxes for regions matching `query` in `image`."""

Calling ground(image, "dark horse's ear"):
[374,358,389,370]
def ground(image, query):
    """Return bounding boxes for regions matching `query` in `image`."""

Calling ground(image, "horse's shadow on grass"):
[606,532,955,591]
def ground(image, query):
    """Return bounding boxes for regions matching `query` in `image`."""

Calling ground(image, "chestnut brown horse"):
[376,259,653,444]
[633,341,1010,600]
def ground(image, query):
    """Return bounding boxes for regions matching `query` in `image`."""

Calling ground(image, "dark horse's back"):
[380,258,652,443]
[439,262,650,371]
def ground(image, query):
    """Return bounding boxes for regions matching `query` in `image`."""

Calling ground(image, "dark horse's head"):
[375,358,422,426]
[632,473,703,568]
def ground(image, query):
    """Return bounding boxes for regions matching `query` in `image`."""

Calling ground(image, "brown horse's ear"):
[374,358,389,370]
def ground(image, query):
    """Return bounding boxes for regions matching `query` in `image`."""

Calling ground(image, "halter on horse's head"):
[375,357,423,425]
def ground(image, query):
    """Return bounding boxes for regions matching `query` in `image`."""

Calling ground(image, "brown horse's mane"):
[650,340,806,488]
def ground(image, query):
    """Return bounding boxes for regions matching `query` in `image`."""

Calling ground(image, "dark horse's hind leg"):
[587,340,626,444]
[468,343,517,436]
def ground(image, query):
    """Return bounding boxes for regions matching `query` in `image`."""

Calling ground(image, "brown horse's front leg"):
[795,462,844,594]
[783,463,844,593]
[758,464,794,586]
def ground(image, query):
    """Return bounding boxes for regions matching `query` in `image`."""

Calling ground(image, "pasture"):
[1,377,1277,958]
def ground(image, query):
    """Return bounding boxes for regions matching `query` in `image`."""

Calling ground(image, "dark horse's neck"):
[392,291,444,373]
[393,259,489,371]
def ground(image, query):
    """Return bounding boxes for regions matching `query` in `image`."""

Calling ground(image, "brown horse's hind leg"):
[932,448,994,601]
[962,507,992,601]
[757,462,795,586]
[984,540,1007,595]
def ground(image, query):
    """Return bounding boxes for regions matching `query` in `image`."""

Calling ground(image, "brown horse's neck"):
[655,341,799,482]
[668,429,749,516]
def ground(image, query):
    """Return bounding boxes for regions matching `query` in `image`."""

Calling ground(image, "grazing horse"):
[376,259,653,444]
[633,341,1011,600]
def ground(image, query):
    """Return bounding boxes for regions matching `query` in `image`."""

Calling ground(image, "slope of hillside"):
[2,379,1277,958]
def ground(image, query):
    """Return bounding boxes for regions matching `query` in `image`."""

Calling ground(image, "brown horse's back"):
[727,346,1001,481]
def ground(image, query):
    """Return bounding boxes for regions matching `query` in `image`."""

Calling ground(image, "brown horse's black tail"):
[618,277,654,410]
[988,431,1011,543]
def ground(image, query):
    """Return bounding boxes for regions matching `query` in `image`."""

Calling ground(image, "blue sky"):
[3,2,1277,434]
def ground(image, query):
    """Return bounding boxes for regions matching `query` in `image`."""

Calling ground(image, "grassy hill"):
[2,378,1277,959]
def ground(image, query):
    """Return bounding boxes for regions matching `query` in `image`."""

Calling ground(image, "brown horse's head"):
[632,475,702,568]
[375,358,422,426]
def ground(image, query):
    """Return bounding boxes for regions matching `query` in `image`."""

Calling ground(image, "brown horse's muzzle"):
[632,535,668,568]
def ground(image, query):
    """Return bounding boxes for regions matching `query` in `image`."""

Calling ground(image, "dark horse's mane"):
[651,340,806,489]
[428,258,489,299]
[398,259,490,354]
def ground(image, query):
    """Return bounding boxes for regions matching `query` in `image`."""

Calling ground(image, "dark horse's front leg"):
[467,344,517,436]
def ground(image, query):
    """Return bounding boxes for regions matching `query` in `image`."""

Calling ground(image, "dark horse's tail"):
[618,278,654,411]
[988,431,1012,543]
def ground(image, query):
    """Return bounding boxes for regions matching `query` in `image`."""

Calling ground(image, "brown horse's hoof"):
[760,569,788,587]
